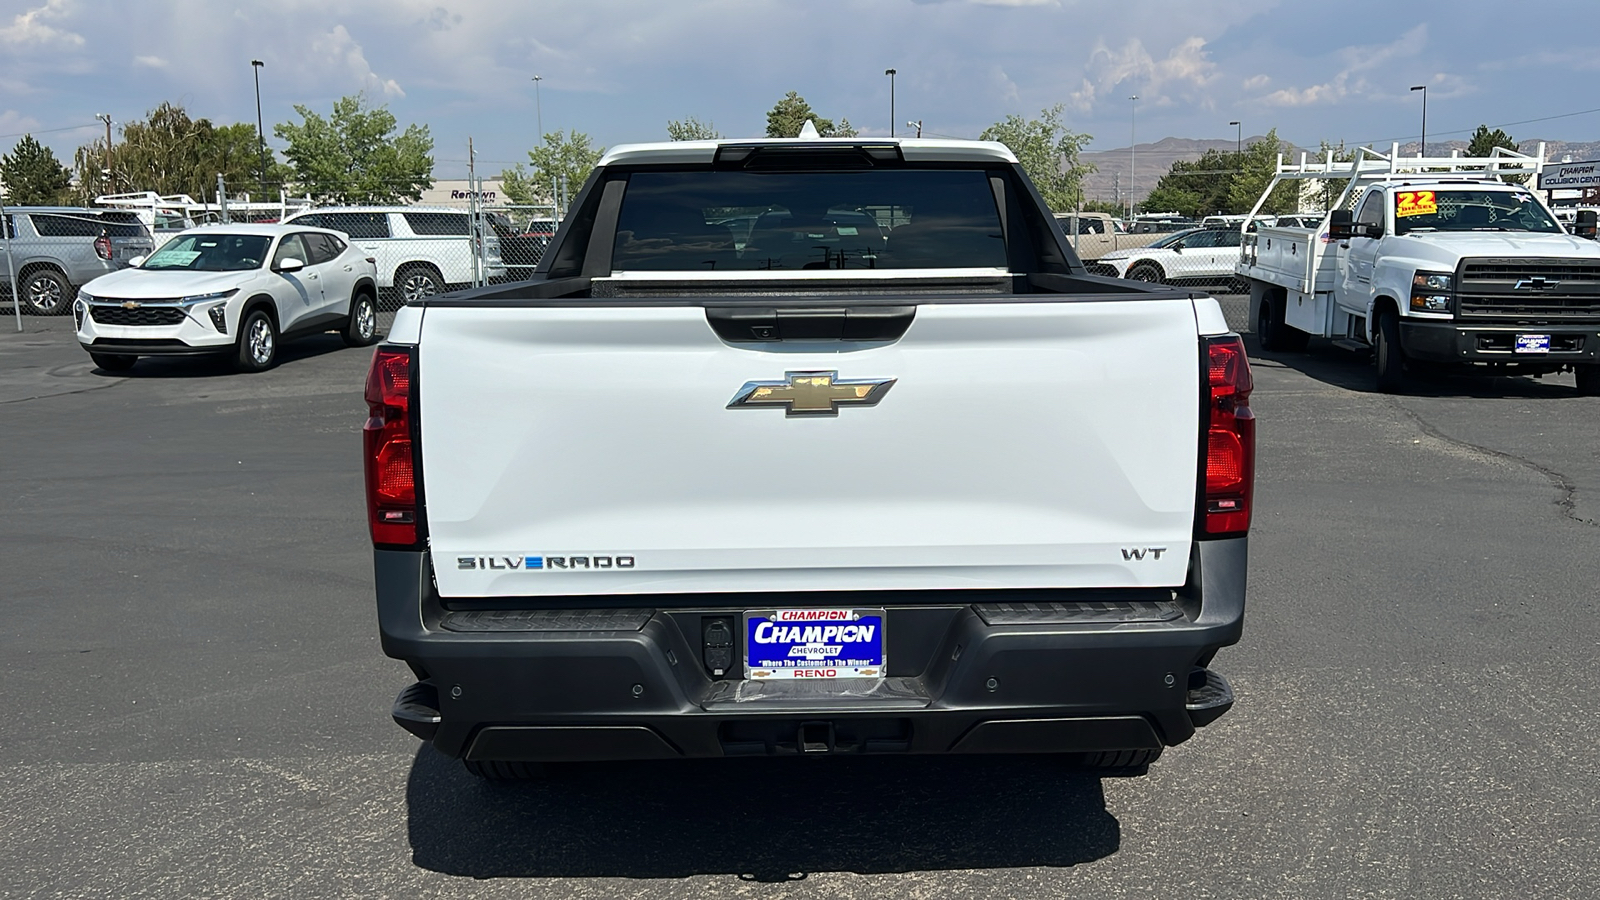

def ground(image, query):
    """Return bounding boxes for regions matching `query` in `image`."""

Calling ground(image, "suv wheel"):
[1126,263,1163,284]
[342,292,378,347]
[397,265,444,303]
[236,308,278,372]
[21,268,71,316]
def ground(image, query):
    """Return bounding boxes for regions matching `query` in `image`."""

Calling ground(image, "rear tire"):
[21,268,72,316]
[1373,309,1409,394]
[236,308,278,373]
[342,291,378,347]
[1126,263,1163,284]
[1256,292,1310,352]
[463,760,549,781]
[89,352,136,372]
[1576,365,1600,397]
[396,264,444,304]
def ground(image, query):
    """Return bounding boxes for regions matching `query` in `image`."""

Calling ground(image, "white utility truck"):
[1236,144,1600,394]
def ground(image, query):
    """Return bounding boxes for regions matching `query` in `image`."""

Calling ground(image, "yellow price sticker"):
[1395,190,1438,218]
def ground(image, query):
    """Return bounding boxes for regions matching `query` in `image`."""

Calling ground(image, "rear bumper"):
[1401,319,1600,366]
[374,538,1247,761]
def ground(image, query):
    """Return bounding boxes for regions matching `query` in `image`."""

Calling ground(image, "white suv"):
[282,207,505,305]
[74,223,379,372]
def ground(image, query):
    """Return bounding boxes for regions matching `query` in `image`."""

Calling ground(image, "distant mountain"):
[1079,136,1600,206]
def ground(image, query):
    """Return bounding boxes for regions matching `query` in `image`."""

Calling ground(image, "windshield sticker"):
[1396,190,1438,218]
[149,250,201,265]
[836,226,859,235]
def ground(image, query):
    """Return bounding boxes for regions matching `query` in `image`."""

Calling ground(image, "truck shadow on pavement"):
[405,746,1120,880]
[1247,335,1582,399]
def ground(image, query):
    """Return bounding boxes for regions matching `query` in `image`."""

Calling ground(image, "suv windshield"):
[1394,189,1562,235]
[611,169,1008,271]
[143,233,272,271]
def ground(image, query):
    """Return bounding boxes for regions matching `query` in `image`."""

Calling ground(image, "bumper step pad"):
[1185,667,1234,727]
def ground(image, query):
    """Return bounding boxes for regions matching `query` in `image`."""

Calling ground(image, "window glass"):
[1355,192,1385,229]
[1212,229,1243,247]
[29,211,148,238]
[612,169,1008,271]
[273,234,310,267]
[293,214,325,229]
[316,212,390,239]
[304,232,346,264]
[1179,230,1220,248]
[1392,189,1562,235]
[402,212,470,236]
[143,234,271,271]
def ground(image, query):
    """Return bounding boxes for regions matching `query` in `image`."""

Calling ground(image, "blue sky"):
[4,0,1599,180]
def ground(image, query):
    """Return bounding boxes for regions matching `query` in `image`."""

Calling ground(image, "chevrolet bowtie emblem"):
[1513,277,1560,291]
[727,370,896,417]
[121,300,142,309]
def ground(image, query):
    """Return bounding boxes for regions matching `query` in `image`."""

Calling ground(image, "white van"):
[283,207,505,306]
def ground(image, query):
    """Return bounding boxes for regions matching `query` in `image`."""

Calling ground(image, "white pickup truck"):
[366,135,1253,779]
[1237,145,1600,394]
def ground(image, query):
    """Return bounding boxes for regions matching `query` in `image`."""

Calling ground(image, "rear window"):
[402,212,469,236]
[298,212,390,239]
[29,211,148,239]
[611,169,1008,272]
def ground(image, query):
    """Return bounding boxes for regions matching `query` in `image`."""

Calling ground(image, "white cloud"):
[1260,25,1427,107]
[309,24,404,98]
[132,55,167,69]
[0,0,83,47]
[1242,74,1270,91]
[1069,36,1218,111]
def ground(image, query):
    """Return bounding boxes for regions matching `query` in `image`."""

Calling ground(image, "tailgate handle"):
[706,306,916,342]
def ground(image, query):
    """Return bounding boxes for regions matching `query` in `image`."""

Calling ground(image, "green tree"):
[667,117,722,141]
[274,93,434,203]
[1308,140,1359,211]
[500,130,604,209]
[764,92,856,138]
[1,134,72,204]
[979,105,1094,212]
[1467,124,1517,158]
[1143,148,1237,218]
[107,102,286,200]
[1226,128,1299,216]
[1080,198,1125,215]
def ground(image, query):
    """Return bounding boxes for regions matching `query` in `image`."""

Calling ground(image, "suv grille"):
[90,305,187,326]
[1456,258,1600,320]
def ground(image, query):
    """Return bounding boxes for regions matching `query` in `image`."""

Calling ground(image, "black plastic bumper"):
[80,339,229,357]
[1400,319,1600,366]
[373,538,1247,761]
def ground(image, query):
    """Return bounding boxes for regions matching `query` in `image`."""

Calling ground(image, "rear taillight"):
[94,234,113,260]
[1200,335,1255,537]
[364,346,422,548]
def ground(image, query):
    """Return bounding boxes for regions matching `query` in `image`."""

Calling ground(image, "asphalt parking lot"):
[2,298,1597,899]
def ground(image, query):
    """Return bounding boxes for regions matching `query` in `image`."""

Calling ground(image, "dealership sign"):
[1539,159,1600,191]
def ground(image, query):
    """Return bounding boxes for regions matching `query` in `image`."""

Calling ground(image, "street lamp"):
[1411,85,1426,157]
[885,69,896,136]
[251,60,268,192]
[531,75,544,144]
[907,120,922,138]
[94,112,112,191]
[1229,120,1242,164]
[1129,95,1139,220]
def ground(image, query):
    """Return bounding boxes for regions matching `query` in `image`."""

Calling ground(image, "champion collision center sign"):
[1539,159,1600,191]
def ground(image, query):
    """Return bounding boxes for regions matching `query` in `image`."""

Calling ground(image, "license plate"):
[1515,334,1551,354]
[744,609,885,680]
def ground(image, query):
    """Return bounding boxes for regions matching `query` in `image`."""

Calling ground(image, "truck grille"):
[1456,258,1600,320]
[90,305,187,326]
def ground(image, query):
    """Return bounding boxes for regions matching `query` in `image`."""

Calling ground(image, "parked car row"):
[1,207,156,314]
[1083,225,1248,291]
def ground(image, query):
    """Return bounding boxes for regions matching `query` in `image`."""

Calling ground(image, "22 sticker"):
[1395,190,1438,218]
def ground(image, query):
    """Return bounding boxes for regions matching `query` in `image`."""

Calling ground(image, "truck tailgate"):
[418,299,1202,598]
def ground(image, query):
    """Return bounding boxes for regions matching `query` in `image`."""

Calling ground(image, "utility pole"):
[531,75,544,143]
[252,60,268,192]
[1229,120,1242,165]
[885,68,896,137]
[3,195,20,331]
[95,113,113,193]
[467,137,481,288]
[1410,85,1427,156]
[1128,96,1139,220]
[907,120,922,138]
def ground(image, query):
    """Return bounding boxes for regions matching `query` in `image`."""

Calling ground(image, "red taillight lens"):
[364,346,421,547]
[94,234,113,260]
[1201,335,1255,536]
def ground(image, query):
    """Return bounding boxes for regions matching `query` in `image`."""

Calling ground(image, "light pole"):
[885,69,896,136]
[531,75,544,144]
[907,120,922,138]
[94,113,112,192]
[1229,120,1242,164]
[1410,85,1427,157]
[1129,95,1139,220]
[251,60,267,193]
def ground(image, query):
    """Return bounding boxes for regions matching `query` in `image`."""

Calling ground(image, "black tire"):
[1126,263,1164,284]
[342,291,378,347]
[1373,309,1409,394]
[1576,365,1600,397]
[463,760,549,781]
[1256,292,1310,352]
[396,265,444,304]
[235,307,278,373]
[20,268,72,316]
[89,352,136,372]
[1065,748,1162,775]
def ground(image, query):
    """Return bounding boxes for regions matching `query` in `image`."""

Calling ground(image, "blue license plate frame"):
[744,609,886,680]
[1515,334,1551,354]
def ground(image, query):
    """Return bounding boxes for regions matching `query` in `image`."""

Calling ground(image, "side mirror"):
[1576,210,1598,241]
[275,257,305,273]
[126,255,146,267]
[1328,209,1354,240]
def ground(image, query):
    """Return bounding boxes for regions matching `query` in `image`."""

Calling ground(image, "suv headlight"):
[73,298,87,329]
[179,288,239,305]
[1410,271,1453,313]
